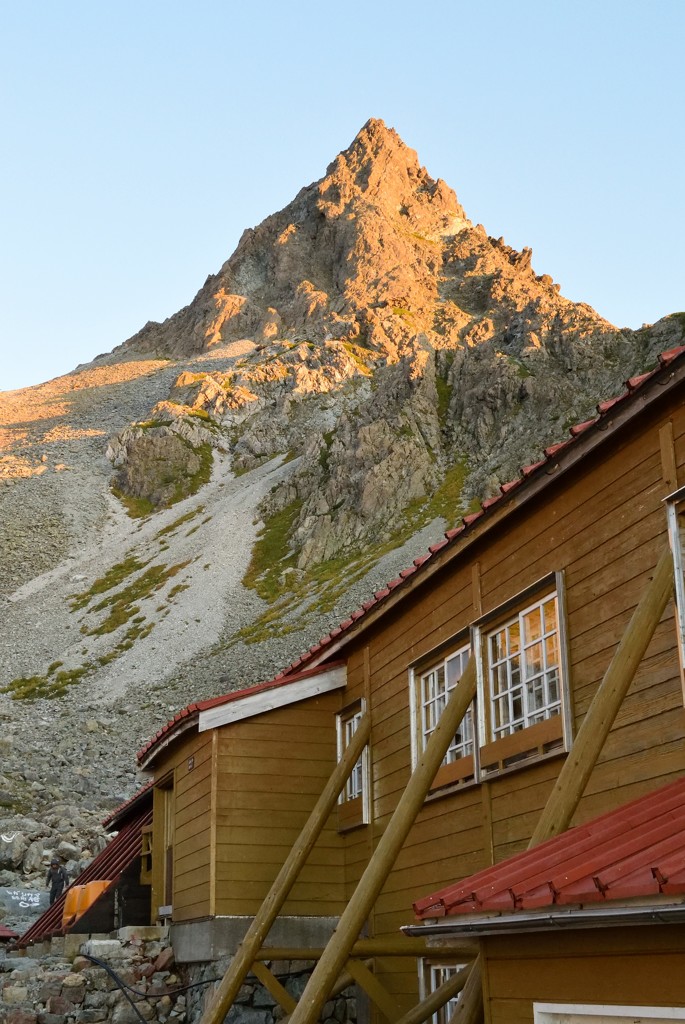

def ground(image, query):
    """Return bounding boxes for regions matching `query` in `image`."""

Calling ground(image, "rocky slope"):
[1,119,683,902]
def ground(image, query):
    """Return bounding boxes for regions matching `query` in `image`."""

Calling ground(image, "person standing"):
[46,858,69,905]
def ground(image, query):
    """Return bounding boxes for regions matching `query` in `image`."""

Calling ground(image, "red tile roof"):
[17,804,152,948]
[136,345,685,768]
[0,925,19,940]
[102,778,155,829]
[413,776,685,920]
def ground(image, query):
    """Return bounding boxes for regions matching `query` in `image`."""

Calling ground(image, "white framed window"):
[336,700,369,830]
[666,486,685,696]
[410,636,476,791]
[419,961,467,1024]
[475,572,572,777]
[343,709,364,801]
[487,592,562,738]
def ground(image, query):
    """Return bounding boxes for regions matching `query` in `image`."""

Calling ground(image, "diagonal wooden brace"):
[250,962,298,1014]
[346,958,401,1022]
[397,964,473,1024]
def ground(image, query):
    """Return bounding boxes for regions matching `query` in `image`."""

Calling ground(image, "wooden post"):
[449,545,674,1024]
[397,964,472,1024]
[198,712,371,1024]
[287,658,477,1024]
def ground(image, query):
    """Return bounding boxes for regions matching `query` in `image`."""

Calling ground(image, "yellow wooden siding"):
[151,728,214,923]
[482,927,685,1024]
[213,691,347,918]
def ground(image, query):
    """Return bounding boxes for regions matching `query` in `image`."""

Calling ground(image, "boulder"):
[0,833,28,869]
[22,840,44,874]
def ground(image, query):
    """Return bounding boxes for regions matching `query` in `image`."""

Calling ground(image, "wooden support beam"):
[198,712,371,1024]
[254,938,478,961]
[287,657,477,1024]
[532,543,674,845]
[346,959,401,1022]
[397,964,472,1024]
[250,962,297,1014]
[450,545,674,1024]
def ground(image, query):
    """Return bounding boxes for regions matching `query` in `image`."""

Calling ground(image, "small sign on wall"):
[187,756,194,772]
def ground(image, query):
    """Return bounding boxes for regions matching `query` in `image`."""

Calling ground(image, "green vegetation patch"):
[436,377,453,429]
[70,556,149,611]
[667,312,685,334]
[155,505,205,540]
[172,441,213,503]
[232,453,473,648]
[86,560,191,635]
[342,342,373,376]
[242,499,303,602]
[111,485,155,519]
[2,665,91,701]
[319,431,334,472]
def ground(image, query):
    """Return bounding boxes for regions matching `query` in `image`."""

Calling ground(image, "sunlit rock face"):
[108,118,682,563]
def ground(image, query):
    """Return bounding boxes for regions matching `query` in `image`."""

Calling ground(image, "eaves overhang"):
[402,901,685,938]
[137,661,346,770]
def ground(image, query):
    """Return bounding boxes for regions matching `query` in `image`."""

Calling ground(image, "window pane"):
[488,592,562,740]
[421,644,473,766]
[508,621,520,656]
[524,605,543,642]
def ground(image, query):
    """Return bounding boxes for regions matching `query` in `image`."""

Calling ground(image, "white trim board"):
[198,665,347,731]
[535,1003,685,1024]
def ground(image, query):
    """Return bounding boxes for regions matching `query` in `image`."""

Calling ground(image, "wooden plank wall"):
[213,691,347,918]
[482,927,685,1024]
[336,395,685,1013]
[161,729,214,923]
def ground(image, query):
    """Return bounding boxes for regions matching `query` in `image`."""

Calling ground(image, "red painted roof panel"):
[17,805,153,948]
[413,776,685,919]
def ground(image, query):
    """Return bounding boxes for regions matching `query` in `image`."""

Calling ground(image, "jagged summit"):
[1,118,684,812]
[118,118,471,360]
[322,117,467,229]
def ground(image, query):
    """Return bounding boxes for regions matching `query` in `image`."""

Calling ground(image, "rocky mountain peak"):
[320,117,468,235]
[1,120,683,908]
[118,119,471,361]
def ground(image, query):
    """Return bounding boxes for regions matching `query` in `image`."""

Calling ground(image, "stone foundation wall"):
[184,959,357,1024]
[0,934,358,1024]
[0,928,186,1024]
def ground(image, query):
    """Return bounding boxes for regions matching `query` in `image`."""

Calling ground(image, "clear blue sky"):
[2,0,683,391]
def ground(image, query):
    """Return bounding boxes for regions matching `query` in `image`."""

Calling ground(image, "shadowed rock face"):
[108,118,683,565]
